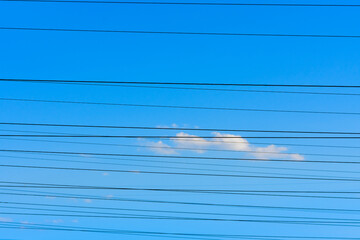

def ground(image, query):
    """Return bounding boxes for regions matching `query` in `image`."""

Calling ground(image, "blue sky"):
[1,1,360,239]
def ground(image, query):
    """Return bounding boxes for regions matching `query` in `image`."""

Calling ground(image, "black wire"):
[1,27,360,38]
[2,163,360,182]
[2,148,360,164]
[2,134,360,139]
[2,122,359,135]
[3,128,360,149]
[2,0,360,7]
[1,153,342,179]
[4,133,360,160]
[67,82,360,96]
[2,79,360,88]
[4,180,360,194]
[3,188,360,213]
[2,211,360,226]
[2,97,359,115]
[4,151,360,177]
[4,221,360,240]
[4,200,359,222]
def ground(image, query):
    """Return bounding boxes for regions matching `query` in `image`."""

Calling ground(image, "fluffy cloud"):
[145,140,178,155]
[144,130,304,161]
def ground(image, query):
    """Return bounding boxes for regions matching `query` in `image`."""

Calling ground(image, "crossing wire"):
[2,26,360,38]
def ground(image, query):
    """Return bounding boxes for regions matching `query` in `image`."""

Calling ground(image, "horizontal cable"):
[3,128,360,150]
[2,78,360,88]
[1,122,359,135]
[2,211,360,226]
[4,221,360,239]
[2,153,345,179]
[2,148,360,164]
[4,200,360,222]
[2,134,360,139]
[0,134,360,158]
[4,188,360,213]
[2,163,360,182]
[2,97,359,115]
[1,26,360,38]
[3,79,360,97]
[4,151,360,177]
[5,180,360,194]
[2,0,360,7]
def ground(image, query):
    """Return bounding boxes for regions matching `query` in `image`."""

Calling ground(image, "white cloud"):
[251,144,304,160]
[142,128,304,161]
[146,141,178,155]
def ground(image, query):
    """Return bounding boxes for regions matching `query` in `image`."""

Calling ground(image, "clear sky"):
[1,1,360,239]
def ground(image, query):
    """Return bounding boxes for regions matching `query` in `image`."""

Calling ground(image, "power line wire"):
[4,200,359,222]
[4,188,360,213]
[2,78,360,88]
[3,128,360,149]
[2,148,360,164]
[4,131,360,159]
[4,151,360,178]
[2,162,360,182]
[5,180,360,194]
[4,221,360,239]
[2,122,359,134]
[2,134,360,139]
[2,97,359,115]
[3,79,360,96]
[3,0,360,7]
[1,26,360,38]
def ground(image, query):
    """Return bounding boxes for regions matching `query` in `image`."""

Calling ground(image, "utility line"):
[3,200,360,222]
[3,128,360,149]
[5,180,360,194]
[2,134,360,139]
[2,97,359,115]
[2,122,359,134]
[2,0,360,7]
[1,153,344,179]
[1,26,360,38]
[4,188,360,213]
[4,151,360,178]
[2,163,360,182]
[2,210,360,226]
[4,221,360,239]
[4,134,360,159]
[2,148,360,164]
[2,78,360,88]
[2,79,360,96]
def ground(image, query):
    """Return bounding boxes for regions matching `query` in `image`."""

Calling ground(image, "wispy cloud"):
[145,140,178,155]
[142,129,304,161]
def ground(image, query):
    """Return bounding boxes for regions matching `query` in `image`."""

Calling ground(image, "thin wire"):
[4,188,360,213]
[2,79,360,88]
[3,151,360,178]
[2,97,359,115]
[2,148,360,164]
[3,134,360,139]
[2,211,360,226]
[3,133,360,159]
[4,200,360,222]
[2,163,360,182]
[2,128,360,149]
[4,80,360,96]
[2,0,360,7]
[4,221,360,240]
[2,122,359,134]
[5,180,360,194]
[1,27,360,38]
